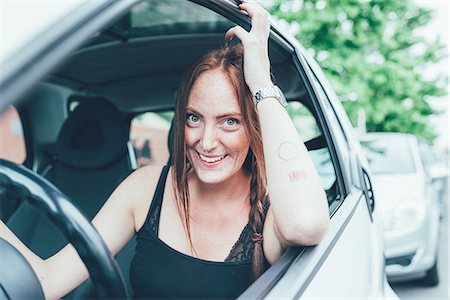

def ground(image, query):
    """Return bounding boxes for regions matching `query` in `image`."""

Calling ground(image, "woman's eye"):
[224,118,238,127]
[186,114,199,123]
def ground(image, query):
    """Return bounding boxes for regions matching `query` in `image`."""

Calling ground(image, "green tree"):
[267,0,447,142]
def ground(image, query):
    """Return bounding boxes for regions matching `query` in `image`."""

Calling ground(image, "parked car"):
[0,0,398,299]
[360,132,441,286]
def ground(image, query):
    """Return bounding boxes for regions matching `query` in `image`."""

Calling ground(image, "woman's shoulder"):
[126,164,169,231]
[125,164,169,203]
[131,164,168,181]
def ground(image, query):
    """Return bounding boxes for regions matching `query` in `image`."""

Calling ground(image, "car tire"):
[421,259,439,286]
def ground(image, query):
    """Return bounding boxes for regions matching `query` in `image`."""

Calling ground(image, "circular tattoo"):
[277,141,299,161]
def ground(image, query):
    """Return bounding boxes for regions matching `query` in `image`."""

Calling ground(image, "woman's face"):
[185,69,250,185]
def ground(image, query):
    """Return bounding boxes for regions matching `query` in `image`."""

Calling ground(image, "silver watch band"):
[252,85,287,107]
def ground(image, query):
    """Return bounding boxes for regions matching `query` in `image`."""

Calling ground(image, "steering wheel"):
[0,159,129,299]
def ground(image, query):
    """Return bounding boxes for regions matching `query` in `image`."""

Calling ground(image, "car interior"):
[0,1,343,298]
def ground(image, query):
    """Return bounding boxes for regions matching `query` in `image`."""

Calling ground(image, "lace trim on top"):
[224,224,254,263]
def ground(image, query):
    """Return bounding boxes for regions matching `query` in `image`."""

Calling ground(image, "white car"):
[360,132,441,286]
[0,1,398,299]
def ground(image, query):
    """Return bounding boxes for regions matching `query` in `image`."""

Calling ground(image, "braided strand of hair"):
[248,166,265,282]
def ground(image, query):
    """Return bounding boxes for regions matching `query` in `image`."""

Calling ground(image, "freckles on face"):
[184,69,250,184]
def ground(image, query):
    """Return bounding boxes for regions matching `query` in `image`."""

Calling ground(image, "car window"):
[0,106,26,164]
[287,101,338,203]
[360,136,417,174]
[130,111,173,167]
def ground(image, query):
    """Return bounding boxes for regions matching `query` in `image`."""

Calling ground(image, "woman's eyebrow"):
[216,112,242,119]
[186,108,204,118]
[186,107,242,119]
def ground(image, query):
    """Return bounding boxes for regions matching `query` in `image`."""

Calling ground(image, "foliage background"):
[265,0,448,142]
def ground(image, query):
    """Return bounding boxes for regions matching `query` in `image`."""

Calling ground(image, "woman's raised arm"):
[225,0,329,262]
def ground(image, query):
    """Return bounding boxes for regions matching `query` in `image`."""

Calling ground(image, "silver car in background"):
[360,132,441,286]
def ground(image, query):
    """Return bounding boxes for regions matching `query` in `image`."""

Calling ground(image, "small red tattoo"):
[288,170,306,182]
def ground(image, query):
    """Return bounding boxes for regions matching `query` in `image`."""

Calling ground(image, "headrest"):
[56,96,128,169]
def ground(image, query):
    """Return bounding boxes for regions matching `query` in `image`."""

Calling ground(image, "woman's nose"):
[201,125,218,152]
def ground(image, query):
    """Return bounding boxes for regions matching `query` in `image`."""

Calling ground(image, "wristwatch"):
[253,85,288,108]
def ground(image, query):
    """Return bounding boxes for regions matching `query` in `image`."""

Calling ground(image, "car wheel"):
[421,259,439,286]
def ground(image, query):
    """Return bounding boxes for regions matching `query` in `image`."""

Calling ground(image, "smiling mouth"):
[197,152,228,163]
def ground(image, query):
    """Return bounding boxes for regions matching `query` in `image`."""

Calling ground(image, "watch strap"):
[253,85,287,107]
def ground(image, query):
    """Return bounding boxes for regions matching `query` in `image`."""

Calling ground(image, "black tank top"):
[130,166,257,299]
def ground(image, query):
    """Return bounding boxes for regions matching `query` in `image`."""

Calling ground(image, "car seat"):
[6,96,136,298]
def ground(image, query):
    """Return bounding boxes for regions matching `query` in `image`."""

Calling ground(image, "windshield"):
[360,135,417,174]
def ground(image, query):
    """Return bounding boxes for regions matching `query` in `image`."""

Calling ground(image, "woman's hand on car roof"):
[225,0,272,95]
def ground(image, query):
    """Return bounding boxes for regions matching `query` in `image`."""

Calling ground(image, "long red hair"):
[172,44,267,281]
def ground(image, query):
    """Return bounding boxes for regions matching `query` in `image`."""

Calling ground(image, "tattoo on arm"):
[277,141,299,161]
[288,170,306,182]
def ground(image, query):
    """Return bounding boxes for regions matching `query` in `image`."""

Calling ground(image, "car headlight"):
[385,193,425,232]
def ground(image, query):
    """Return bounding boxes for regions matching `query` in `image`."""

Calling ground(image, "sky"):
[415,0,449,152]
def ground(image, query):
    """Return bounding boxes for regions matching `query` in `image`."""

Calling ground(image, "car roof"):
[44,1,302,114]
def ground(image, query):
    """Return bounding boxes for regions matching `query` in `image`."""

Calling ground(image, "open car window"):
[287,102,336,191]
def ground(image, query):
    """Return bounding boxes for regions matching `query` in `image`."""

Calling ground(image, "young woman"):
[1,1,329,299]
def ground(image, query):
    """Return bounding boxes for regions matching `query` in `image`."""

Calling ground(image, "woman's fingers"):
[225,25,249,42]
[239,1,266,18]
[238,2,270,36]
[227,0,272,93]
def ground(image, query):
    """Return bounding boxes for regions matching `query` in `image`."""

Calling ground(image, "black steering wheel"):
[0,159,129,299]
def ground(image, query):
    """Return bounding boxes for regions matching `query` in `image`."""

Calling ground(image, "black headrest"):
[56,96,128,169]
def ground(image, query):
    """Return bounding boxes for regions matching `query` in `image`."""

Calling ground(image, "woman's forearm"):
[257,97,329,246]
[1,220,46,276]
[1,220,89,300]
